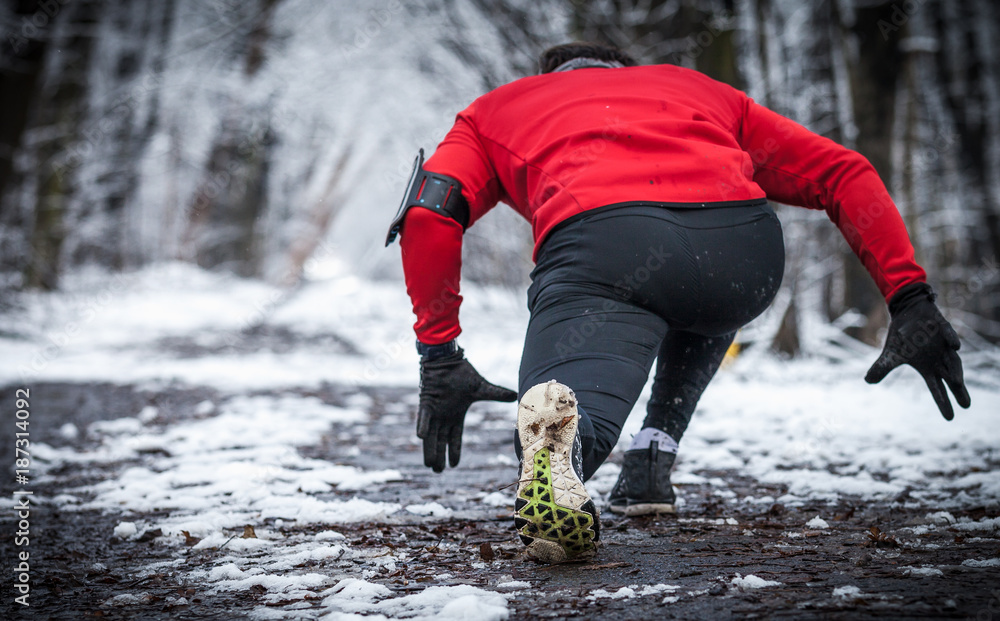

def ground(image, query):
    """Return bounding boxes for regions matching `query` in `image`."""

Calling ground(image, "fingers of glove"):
[865,348,901,384]
[416,407,432,439]
[942,322,961,351]
[447,425,462,468]
[423,428,443,472]
[941,351,972,409]
[472,379,518,403]
[433,427,450,472]
[921,370,955,421]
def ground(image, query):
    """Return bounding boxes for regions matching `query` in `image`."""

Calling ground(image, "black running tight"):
[517,201,785,480]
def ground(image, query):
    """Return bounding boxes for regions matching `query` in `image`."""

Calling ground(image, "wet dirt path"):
[1,381,998,619]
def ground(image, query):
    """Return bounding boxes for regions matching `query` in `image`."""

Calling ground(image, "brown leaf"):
[865,525,899,548]
[181,530,201,546]
[242,525,257,539]
[479,542,495,562]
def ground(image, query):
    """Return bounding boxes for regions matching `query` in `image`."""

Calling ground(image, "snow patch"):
[731,574,782,590]
[320,583,510,620]
[405,502,453,517]
[961,558,1000,568]
[805,515,830,529]
[832,585,863,599]
[481,491,512,507]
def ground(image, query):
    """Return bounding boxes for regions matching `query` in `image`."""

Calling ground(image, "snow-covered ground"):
[2,263,998,618]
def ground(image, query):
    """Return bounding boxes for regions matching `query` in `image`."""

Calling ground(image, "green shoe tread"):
[516,447,596,557]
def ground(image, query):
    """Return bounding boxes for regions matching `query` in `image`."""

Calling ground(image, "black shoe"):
[514,381,600,563]
[608,441,677,516]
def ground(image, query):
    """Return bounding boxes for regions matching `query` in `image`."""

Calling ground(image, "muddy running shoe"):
[514,381,599,563]
[608,440,677,516]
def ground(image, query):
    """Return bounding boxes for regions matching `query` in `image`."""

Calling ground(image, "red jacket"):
[401,63,926,344]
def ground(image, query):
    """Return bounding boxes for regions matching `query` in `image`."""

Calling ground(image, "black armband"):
[385,149,470,246]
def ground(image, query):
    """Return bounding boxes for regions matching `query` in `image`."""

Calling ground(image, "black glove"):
[865,283,971,420]
[417,345,517,472]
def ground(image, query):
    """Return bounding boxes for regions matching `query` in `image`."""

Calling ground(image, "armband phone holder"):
[385,149,470,246]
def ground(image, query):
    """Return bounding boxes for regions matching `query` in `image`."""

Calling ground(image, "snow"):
[832,585,863,599]
[805,516,830,529]
[589,587,637,600]
[925,511,957,525]
[324,578,392,602]
[480,491,513,507]
[2,263,999,619]
[731,574,782,590]
[902,566,944,577]
[961,558,1000,568]
[405,502,454,518]
[320,583,510,620]
[589,584,680,600]
[43,390,403,537]
[951,517,1000,533]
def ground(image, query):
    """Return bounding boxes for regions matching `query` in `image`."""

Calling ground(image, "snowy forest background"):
[2,0,999,354]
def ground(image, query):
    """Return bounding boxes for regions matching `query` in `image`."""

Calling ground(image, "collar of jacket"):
[551,57,625,72]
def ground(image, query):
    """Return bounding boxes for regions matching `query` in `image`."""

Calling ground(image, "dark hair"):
[538,42,638,74]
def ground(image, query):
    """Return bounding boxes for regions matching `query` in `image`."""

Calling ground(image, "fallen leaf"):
[865,526,899,548]
[181,530,201,546]
[479,542,495,562]
[242,525,257,539]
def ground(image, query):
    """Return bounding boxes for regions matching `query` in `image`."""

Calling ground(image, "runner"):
[387,42,970,563]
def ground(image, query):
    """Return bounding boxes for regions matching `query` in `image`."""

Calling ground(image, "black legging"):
[517,200,785,480]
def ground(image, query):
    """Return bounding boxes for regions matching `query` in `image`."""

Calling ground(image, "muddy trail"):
[1,381,998,620]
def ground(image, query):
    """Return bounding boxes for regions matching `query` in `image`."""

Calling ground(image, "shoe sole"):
[514,381,598,563]
[623,502,676,516]
[608,500,676,516]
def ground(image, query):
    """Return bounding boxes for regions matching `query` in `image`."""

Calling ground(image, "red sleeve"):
[423,107,502,226]
[399,106,501,345]
[738,97,926,301]
[400,208,463,344]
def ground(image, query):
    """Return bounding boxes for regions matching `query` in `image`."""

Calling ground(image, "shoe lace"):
[496,477,541,492]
